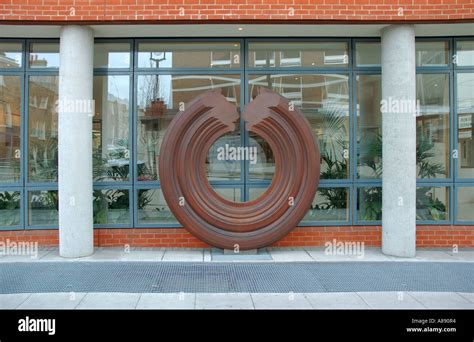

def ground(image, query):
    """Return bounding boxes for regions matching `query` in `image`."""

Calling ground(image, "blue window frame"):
[0,36,473,230]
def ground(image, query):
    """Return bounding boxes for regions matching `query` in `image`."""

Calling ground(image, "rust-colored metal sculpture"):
[159,88,320,250]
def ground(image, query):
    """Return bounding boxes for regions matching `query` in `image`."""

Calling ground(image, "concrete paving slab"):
[1,249,54,262]
[81,248,127,261]
[0,293,31,309]
[120,249,164,261]
[409,292,474,309]
[203,250,212,262]
[136,293,195,309]
[195,293,254,309]
[76,292,141,309]
[269,249,313,262]
[251,293,313,309]
[457,292,474,303]
[17,292,85,309]
[162,250,204,262]
[357,292,426,309]
[305,292,370,309]
[412,250,453,262]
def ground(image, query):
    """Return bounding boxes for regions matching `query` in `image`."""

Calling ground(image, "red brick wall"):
[0,225,472,248]
[1,0,473,23]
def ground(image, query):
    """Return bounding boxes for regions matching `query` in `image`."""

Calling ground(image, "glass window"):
[137,188,177,224]
[29,42,59,68]
[248,42,349,68]
[302,187,349,222]
[213,187,242,203]
[0,42,22,68]
[456,41,474,67]
[357,74,382,179]
[416,186,449,221]
[248,187,269,201]
[28,75,59,183]
[416,74,450,179]
[457,73,474,179]
[457,187,474,222]
[93,189,130,225]
[0,75,21,183]
[137,42,241,68]
[136,74,241,181]
[355,42,380,67]
[28,190,58,226]
[357,186,382,221]
[0,190,21,226]
[249,74,350,180]
[93,75,130,182]
[416,41,449,67]
[94,42,131,69]
[245,132,274,182]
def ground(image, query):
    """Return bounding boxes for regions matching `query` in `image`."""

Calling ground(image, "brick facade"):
[1,0,474,23]
[1,226,472,248]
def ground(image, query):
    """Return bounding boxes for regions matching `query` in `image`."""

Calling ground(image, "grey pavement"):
[0,247,472,263]
[3,291,473,309]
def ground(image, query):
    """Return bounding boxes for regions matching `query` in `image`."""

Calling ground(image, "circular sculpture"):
[159,87,320,250]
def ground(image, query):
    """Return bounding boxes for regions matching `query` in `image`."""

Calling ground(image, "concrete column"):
[381,25,417,258]
[58,26,94,258]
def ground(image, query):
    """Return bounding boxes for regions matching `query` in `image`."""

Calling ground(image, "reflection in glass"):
[94,42,131,68]
[213,187,242,203]
[93,75,130,182]
[29,43,59,68]
[416,74,449,178]
[416,187,449,221]
[416,41,449,67]
[0,76,21,183]
[207,128,242,181]
[137,74,241,181]
[456,41,474,66]
[0,190,20,226]
[28,190,58,226]
[249,74,350,180]
[247,133,275,181]
[248,42,348,68]
[137,188,176,224]
[0,42,22,68]
[357,75,382,179]
[355,42,381,67]
[302,187,349,222]
[93,189,130,224]
[28,75,59,182]
[457,73,474,179]
[457,187,474,221]
[137,42,241,68]
[357,187,382,221]
[248,187,268,201]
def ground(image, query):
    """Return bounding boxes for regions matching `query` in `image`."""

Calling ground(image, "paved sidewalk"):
[1,247,472,310]
[2,291,473,309]
[0,247,473,263]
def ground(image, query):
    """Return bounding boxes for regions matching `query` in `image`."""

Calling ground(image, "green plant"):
[416,188,447,221]
[0,191,21,226]
[93,189,129,224]
[29,137,58,182]
[0,191,20,210]
[416,135,445,179]
[357,131,446,221]
[359,187,382,221]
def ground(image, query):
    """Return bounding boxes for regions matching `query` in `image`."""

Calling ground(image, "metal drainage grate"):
[0,262,473,294]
